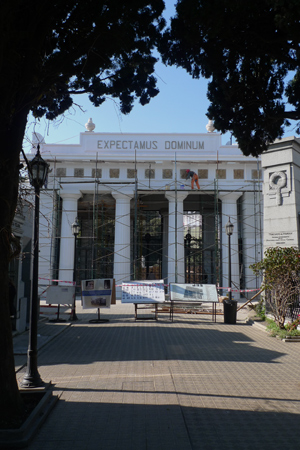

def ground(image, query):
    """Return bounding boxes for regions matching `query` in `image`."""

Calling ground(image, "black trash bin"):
[223,299,237,324]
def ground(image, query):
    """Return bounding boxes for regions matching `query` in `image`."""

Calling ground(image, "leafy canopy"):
[160,0,300,157]
[1,0,166,126]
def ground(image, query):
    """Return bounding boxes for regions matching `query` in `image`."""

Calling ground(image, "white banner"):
[122,280,165,303]
[46,285,75,305]
[169,283,218,303]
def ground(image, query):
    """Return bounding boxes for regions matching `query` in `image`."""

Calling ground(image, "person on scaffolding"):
[185,169,200,190]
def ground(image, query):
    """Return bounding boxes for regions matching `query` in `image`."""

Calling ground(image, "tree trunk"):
[277,317,286,329]
[0,108,29,425]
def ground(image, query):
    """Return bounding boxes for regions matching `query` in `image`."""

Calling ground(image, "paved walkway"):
[14,301,300,450]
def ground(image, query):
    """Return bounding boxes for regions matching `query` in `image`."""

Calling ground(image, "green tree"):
[250,247,300,329]
[160,0,300,156]
[0,0,165,426]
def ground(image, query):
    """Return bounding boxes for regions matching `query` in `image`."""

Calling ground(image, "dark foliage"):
[0,0,165,425]
[160,0,300,156]
[2,0,165,123]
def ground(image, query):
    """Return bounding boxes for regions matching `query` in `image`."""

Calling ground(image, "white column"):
[165,191,188,284]
[219,192,243,298]
[39,191,55,282]
[58,192,81,283]
[112,191,133,297]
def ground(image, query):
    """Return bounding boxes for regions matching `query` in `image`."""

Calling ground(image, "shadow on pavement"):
[36,323,285,366]
[29,399,300,450]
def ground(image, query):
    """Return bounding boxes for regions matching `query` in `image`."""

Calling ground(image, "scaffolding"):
[44,155,263,295]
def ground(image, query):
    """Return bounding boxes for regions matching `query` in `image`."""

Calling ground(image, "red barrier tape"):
[39,277,260,294]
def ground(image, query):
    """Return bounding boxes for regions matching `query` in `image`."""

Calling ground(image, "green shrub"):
[266,318,300,339]
[250,247,300,329]
[255,300,266,321]
[287,328,300,337]
[266,320,280,337]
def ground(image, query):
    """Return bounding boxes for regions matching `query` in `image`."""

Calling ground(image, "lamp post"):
[21,145,49,388]
[225,217,234,302]
[185,232,191,283]
[145,233,151,279]
[70,217,80,321]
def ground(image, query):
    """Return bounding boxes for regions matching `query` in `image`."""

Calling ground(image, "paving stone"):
[13,301,300,450]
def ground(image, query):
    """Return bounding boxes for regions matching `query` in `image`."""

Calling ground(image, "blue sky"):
[24,62,223,151]
[23,1,296,153]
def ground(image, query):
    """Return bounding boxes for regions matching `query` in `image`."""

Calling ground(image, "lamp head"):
[28,144,49,189]
[72,217,80,237]
[225,218,234,236]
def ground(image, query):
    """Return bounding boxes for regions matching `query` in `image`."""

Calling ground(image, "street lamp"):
[70,217,80,321]
[145,233,151,279]
[225,217,234,301]
[21,145,49,388]
[185,232,192,283]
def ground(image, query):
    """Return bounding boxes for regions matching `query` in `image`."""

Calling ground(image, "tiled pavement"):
[14,301,300,450]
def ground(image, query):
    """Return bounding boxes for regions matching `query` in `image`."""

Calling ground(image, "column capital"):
[60,191,82,201]
[165,191,188,202]
[218,191,243,202]
[112,191,134,202]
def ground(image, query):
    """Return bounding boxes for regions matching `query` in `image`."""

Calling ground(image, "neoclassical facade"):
[33,120,263,299]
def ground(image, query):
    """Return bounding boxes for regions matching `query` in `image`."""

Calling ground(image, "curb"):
[246,318,268,332]
[281,337,300,343]
[0,388,58,449]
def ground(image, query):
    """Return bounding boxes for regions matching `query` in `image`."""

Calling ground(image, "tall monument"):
[261,136,300,251]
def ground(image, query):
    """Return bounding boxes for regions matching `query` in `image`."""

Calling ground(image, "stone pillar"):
[58,192,81,283]
[261,136,299,251]
[165,191,188,284]
[219,192,243,298]
[112,191,134,297]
